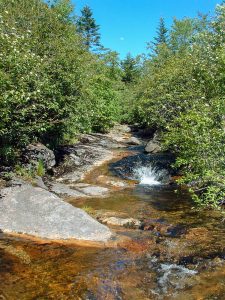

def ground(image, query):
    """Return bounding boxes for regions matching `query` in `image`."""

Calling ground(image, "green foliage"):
[154,17,168,45]
[76,5,101,50]
[134,4,225,208]
[0,0,123,164]
[121,53,141,84]
[14,164,35,181]
[36,160,45,177]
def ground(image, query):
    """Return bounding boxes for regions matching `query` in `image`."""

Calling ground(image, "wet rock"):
[142,219,171,235]
[102,217,142,229]
[0,185,112,241]
[96,175,128,188]
[22,143,56,170]
[96,210,129,220]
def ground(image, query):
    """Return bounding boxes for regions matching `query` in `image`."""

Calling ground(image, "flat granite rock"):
[77,186,109,197]
[50,182,109,198]
[50,183,86,197]
[0,186,112,242]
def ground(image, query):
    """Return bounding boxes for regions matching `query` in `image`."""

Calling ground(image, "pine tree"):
[76,5,101,50]
[154,17,168,46]
[121,53,139,84]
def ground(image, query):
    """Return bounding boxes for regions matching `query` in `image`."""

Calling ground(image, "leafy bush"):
[133,4,225,208]
[0,0,123,163]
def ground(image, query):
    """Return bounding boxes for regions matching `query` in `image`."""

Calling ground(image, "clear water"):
[0,150,225,300]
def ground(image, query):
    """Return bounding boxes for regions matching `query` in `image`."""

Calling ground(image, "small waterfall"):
[134,165,167,185]
[134,166,160,185]
[110,152,172,185]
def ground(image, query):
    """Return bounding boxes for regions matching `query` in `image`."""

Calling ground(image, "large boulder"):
[22,143,56,170]
[0,185,112,242]
[55,144,113,183]
[145,141,162,153]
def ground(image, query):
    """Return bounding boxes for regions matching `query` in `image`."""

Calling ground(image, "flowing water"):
[0,148,225,299]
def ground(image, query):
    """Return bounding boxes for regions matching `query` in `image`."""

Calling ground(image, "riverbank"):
[0,124,146,243]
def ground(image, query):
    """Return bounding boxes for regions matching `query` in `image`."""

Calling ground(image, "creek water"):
[0,148,225,299]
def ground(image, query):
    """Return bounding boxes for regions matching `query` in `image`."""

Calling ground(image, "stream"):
[0,145,225,299]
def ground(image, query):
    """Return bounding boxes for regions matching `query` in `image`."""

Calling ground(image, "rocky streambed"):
[0,125,225,299]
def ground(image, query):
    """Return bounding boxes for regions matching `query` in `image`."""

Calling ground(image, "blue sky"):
[73,0,220,58]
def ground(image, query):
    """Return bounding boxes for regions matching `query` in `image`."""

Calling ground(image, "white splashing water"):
[134,166,164,185]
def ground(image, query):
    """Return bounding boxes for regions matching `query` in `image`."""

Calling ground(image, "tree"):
[154,17,168,46]
[76,5,101,50]
[121,53,140,84]
[147,17,168,56]
[170,17,195,52]
[102,50,122,80]
[51,0,75,24]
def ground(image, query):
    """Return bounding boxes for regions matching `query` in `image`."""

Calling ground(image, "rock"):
[70,183,91,188]
[22,143,56,170]
[112,124,131,133]
[0,185,112,241]
[77,186,109,197]
[34,176,48,190]
[79,134,98,144]
[50,183,86,197]
[79,133,126,149]
[102,217,142,229]
[145,131,163,153]
[145,141,162,153]
[50,182,108,198]
[96,210,129,220]
[142,219,172,235]
[7,177,30,187]
[55,144,113,183]
[96,175,128,188]
[126,137,141,146]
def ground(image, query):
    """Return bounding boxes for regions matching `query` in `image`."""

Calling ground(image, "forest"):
[0,0,224,208]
